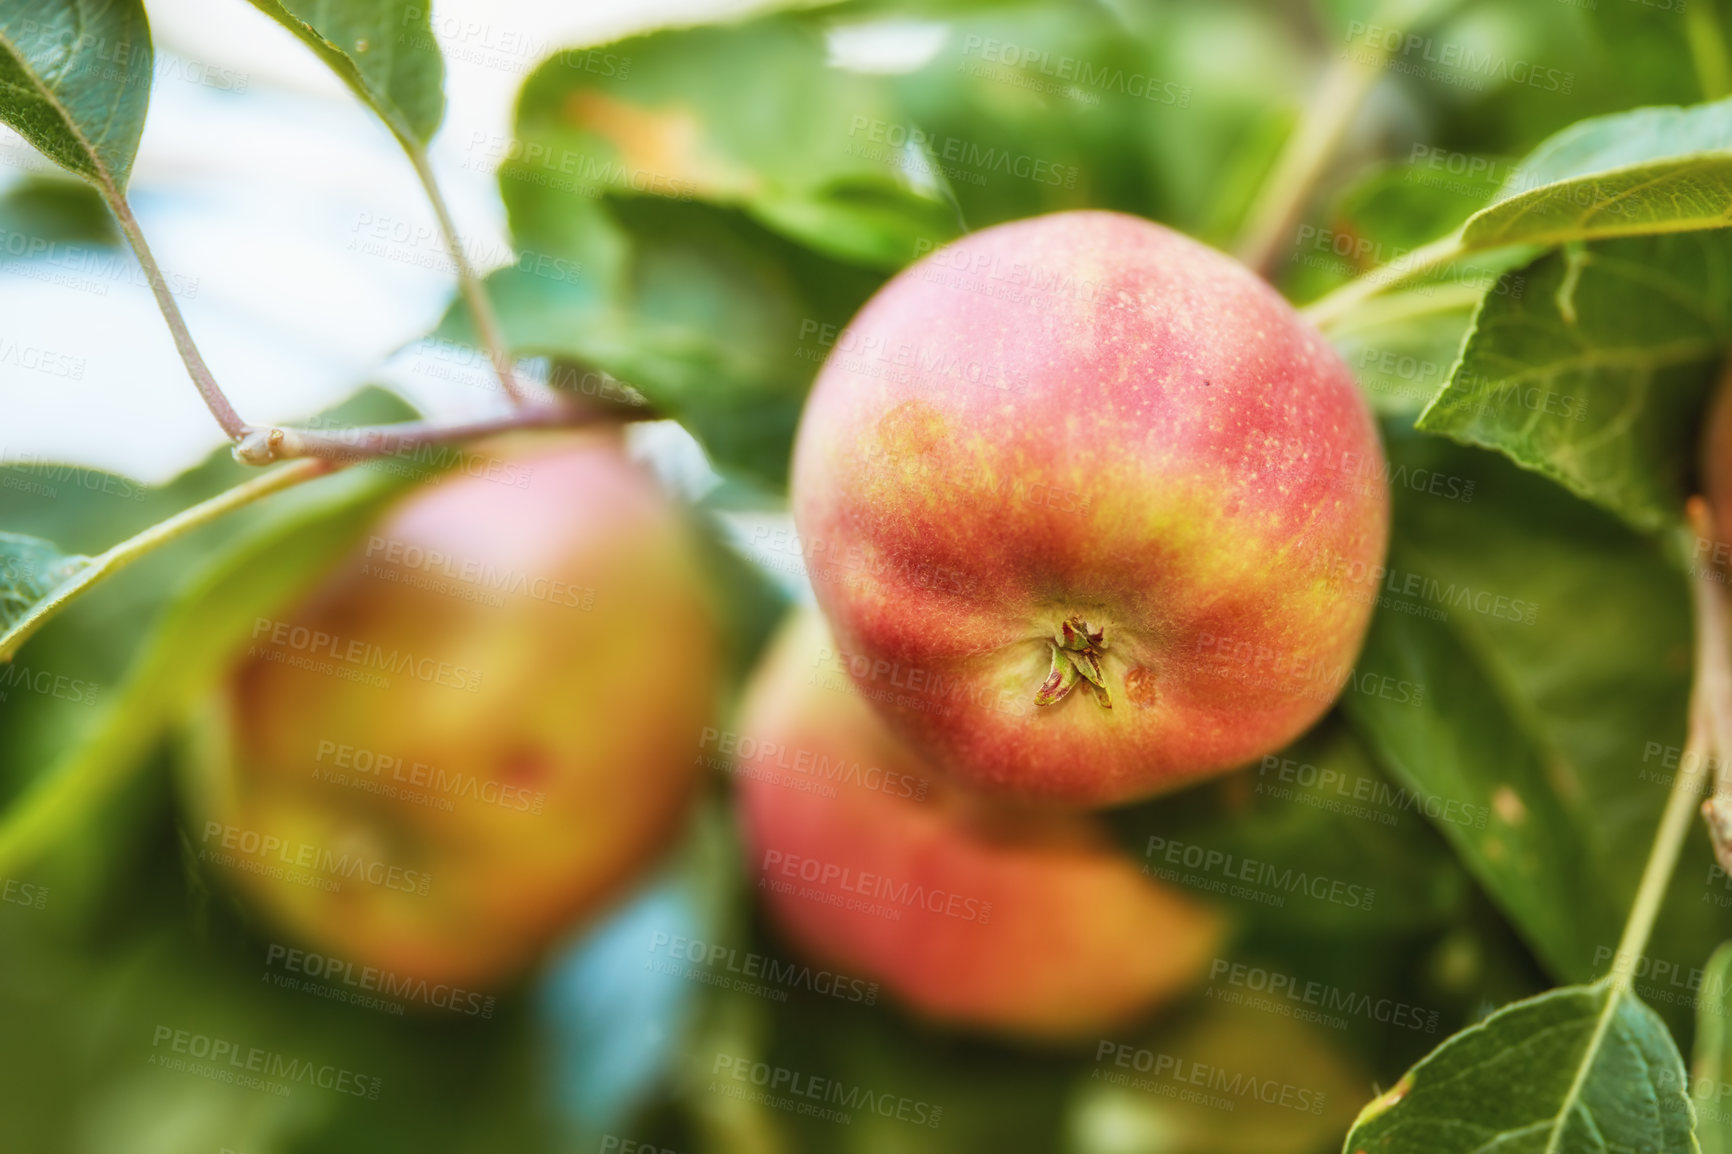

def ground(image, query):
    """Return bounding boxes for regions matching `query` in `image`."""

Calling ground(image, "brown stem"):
[234,397,649,465]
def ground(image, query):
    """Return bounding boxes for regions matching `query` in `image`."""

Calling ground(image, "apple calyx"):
[1034,616,1112,709]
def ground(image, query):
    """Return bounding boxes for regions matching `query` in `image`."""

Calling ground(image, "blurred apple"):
[735,609,1225,1040]
[184,430,720,989]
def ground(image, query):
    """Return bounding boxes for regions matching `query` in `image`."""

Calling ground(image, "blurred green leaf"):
[1693,942,1732,1154]
[445,193,880,487]
[872,3,1177,235]
[1417,232,1731,532]
[0,913,561,1154]
[1348,159,1507,250]
[1109,719,1471,942]
[244,0,445,145]
[0,174,118,245]
[1342,982,1695,1153]
[0,0,152,189]
[680,981,1075,1154]
[511,14,956,269]
[1068,994,1369,1154]
[1375,1,1692,165]
[1282,153,1530,305]
[1583,0,1728,107]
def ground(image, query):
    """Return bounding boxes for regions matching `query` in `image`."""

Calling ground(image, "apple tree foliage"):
[4,0,1732,1150]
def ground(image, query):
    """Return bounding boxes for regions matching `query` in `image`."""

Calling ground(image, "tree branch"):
[234,397,647,466]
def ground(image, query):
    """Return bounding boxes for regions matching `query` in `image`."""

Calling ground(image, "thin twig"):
[1236,39,1394,277]
[106,193,249,438]
[235,398,643,465]
[1300,231,1468,330]
[1315,279,1487,337]
[406,143,528,405]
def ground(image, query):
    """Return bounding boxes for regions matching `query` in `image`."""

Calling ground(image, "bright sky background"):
[0,0,772,483]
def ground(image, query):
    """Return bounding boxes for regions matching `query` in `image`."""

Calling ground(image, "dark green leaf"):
[244,0,444,145]
[1343,982,1696,1153]
[0,0,152,189]
[1417,232,1731,532]
[1345,593,1607,981]
[1345,430,1706,989]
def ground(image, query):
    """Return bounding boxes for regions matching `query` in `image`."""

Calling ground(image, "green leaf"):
[1693,943,1732,1154]
[0,0,153,189]
[0,463,411,878]
[1344,588,1608,980]
[1417,232,1732,532]
[1343,982,1696,1153]
[1344,430,1709,990]
[1329,285,1481,417]
[0,460,349,663]
[510,14,956,269]
[1463,100,1732,252]
[879,3,1180,236]
[0,533,89,640]
[243,0,444,145]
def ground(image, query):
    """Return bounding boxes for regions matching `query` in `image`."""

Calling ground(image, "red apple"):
[791,210,1388,807]
[186,430,719,989]
[735,609,1226,1040]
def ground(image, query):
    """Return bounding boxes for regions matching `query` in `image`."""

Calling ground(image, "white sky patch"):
[826,19,950,75]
